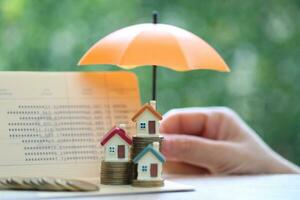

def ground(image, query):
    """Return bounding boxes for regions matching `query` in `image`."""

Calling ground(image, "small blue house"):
[133,142,165,181]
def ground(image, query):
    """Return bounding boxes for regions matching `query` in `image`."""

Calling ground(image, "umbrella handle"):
[152,11,158,101]
[153,11,158,24]
[152,65,157,101]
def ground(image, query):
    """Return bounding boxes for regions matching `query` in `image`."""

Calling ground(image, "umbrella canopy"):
[78,23,230,72]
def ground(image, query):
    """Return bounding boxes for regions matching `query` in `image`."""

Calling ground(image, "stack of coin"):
[101,161,132,185]
[132,179,164,187]
[0,177,99,191]
[131,163,138,180]
[132,136,164,158]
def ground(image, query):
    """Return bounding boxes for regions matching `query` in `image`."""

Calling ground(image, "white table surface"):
[1,173,299,200]
[45,174,299,200]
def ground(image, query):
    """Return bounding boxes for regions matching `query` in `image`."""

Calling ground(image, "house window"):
[140,122,146,129]
[141,165,148,172]
[108,146,115,153]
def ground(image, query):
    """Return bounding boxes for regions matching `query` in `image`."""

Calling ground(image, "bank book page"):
[0,71,141,184]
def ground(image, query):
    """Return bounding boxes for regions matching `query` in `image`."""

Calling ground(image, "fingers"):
[160,107,240,140]
[162,134,225,171]
[160,108,209,135]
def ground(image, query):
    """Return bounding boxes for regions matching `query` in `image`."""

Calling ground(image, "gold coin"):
[22,178,39,190]
[11,177,33,190]
[55,179,77,191]
[0,178,11,190]
[41,177,66,191]
[66,179,99,191]
[132,179,164,187]
[101,180,130,185]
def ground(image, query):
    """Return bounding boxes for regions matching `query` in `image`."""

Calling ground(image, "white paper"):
[0,71,140,183]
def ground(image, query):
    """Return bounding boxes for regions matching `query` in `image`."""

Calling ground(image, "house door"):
[117,145,125,158]
[148,121,156,134]
[150,163,158,177]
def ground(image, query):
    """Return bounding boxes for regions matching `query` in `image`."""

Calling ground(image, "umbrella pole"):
[152,11,158,101]
[152,65,157,101]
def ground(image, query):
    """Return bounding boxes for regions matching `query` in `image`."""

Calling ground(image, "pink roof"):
[100,126,132,146]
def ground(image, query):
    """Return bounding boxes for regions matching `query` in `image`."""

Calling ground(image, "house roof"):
[100,126,132,146]
[131,104,162,122]
[133,144,166,163]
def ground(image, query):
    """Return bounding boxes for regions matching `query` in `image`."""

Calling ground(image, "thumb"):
[162,134,225,172]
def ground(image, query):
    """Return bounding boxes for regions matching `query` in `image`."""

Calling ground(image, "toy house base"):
[132,179,164,187]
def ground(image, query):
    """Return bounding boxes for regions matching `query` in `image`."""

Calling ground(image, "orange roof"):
[131,104,162,122]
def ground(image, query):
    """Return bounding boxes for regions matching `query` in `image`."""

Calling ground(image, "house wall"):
[104,134,130,162]
[136,151,163,181]
[135,110,160,137]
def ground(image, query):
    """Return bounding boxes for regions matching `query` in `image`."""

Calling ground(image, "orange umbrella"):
[79,12,230,100]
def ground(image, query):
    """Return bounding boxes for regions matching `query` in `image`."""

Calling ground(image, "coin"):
[10,177,33,190]
[22,177,40,190]
[0,178,12,190]
[55,179,78,191]
[66,179,99,191]
[0,177,99,191]
[132,179,164,187]
[132,136,164,158]
[40,177,66,191]
[101,161,132,185]
[29,177,46,190]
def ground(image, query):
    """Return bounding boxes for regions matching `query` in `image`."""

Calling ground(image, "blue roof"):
[133,144,166,163]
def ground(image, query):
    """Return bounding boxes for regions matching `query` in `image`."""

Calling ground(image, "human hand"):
[160,107,300,175]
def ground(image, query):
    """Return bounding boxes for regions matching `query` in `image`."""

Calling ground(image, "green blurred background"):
[0,0,299,165]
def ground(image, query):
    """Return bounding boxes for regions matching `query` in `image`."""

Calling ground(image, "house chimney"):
[152,142,159,151]
[119,124,126,130]
[150,100,156,110]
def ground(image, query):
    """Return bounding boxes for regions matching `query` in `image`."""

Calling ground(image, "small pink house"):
[100,126,132,162]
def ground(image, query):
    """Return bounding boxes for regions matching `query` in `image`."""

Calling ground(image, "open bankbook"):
[0,72,193,199]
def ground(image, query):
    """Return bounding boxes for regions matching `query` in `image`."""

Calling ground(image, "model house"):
[131,101,162,137]
[100,125,132,162]
[133,142,165,181]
